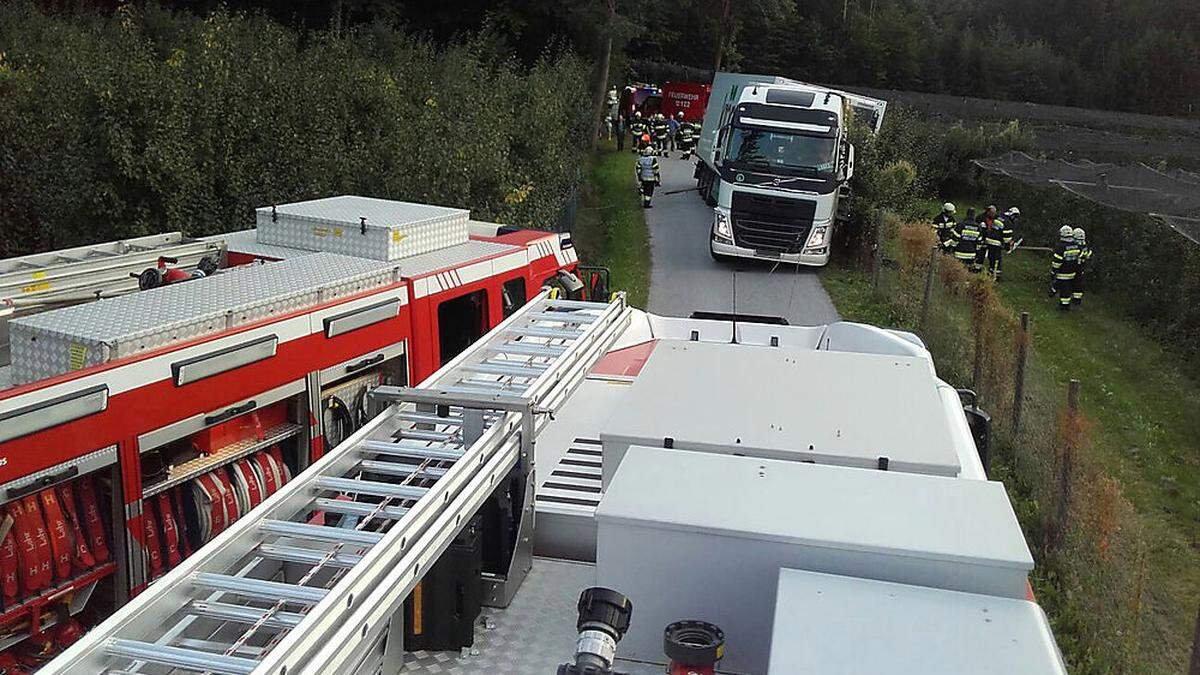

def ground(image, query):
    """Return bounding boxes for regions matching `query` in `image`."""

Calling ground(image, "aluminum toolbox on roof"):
[595,446,1034,674]
[598,340,963,484]
[256,195,469,261]
[8,252,395,384]
[768,568,1066,674]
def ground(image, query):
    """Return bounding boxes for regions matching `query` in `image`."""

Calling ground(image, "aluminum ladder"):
[0,232,223,310]
[43,290,630,675]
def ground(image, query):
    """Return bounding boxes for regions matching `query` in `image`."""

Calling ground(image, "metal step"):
[44,291,630,675]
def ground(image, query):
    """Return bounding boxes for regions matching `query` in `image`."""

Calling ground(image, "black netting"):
[975,151,1200,243]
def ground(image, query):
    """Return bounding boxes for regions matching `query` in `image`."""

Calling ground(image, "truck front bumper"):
[711,238,830,267]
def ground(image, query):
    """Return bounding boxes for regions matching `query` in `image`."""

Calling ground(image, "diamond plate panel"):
[402,558,664,674]
[256,196,470,261]
[8,252,395,385]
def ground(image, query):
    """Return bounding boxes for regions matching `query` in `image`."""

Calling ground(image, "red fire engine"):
[0,196,600,668]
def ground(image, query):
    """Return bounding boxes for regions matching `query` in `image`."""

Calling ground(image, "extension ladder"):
[43,291,630,675]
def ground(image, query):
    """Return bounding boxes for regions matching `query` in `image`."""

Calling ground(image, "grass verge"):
[572,140,651,308]
[821,232,1199,674]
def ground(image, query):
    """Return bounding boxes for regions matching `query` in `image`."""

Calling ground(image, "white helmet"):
[1072,227,1086,243]
[1006,206,1020,216]
[942,202,956,214]
[1059,225,1074,239]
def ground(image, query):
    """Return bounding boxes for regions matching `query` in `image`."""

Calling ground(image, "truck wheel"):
[709,241,730,263]
[703,175,717,206]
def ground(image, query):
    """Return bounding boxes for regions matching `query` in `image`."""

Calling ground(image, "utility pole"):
[713,0,733,72]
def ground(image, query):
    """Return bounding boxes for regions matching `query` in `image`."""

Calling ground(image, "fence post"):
[1189,602,1200,675]
[1047,379,1081,553]
[871,210,885,290]
[1012,312,1030,433]
[919,246,938,331]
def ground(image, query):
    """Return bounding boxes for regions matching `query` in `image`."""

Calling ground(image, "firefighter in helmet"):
[933,202,956,245]
[635,145,661,208]
[1050,225,1082,311]
[627,111,647,152]
[1072,227,1092,306]
[980,204,1014,278]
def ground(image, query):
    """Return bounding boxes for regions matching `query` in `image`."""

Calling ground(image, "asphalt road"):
[645,153,840,326]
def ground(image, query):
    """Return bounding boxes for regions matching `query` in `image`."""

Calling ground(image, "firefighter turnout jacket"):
[945,219,984,262]
[982,216,1013,249]
[637,154,660,183]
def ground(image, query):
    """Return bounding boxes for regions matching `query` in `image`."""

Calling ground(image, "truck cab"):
[698,74,886,266]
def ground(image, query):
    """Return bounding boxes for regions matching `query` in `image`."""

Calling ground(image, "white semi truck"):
[697,72,887,266]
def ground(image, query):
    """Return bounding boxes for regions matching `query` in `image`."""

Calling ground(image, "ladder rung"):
[315,475,430,500]
[490,342,566,357]
[545,298,607,310]
[462,362,548,377]
[190,601,306,630]
[193,573,329,604]
[106,639,259,675]
[507,326,584,339]
[312,497,411,521]
[526,311,598,323]
[440,385,528,398]
[361,440,465,461]
[262,520,384,546]
[358,459,448,481]
[398,428,454,442]
[258,543,365,569]
[399,411,463,426]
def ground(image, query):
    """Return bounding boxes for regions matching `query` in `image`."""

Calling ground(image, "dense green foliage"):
[0,3,591,258]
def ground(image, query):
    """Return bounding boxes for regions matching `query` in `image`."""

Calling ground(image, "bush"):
[0,2,592,258]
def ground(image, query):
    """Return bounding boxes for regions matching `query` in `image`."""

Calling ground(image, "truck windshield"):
[726,127,836,178]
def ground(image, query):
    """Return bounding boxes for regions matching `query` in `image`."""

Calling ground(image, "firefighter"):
[628,111,647,152]
[1072,227,1091,306]
[933,202,956,244]
[980,205,1013,279]
[650,113,670,156]
[635,145,661,208]
[1050,225,1082,311]
[944,210,984,272]
[1004,206,1021,242]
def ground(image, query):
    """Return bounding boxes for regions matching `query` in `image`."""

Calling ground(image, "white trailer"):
[697,72,887,267]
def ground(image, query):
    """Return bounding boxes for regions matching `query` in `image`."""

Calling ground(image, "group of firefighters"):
[934,202,1093,311]
[624,110,701,159]
[623,111,700,209]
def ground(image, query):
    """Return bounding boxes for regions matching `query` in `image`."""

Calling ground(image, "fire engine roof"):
[11,252,395,343]
[598,339,963,477]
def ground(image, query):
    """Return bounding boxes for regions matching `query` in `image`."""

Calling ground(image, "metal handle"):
[204,400,256,426]
[6,466,80,500]
[345,354,384,375]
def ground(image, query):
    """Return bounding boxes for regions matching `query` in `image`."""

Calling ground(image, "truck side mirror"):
[956,388,991,476]
[843,143,855,180]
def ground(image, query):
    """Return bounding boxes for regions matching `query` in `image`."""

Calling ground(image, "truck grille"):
[731,192,817,253]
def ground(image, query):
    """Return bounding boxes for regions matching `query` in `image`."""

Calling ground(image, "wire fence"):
[873,219,1158,672]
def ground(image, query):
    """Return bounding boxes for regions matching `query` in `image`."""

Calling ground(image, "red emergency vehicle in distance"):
[660,81,711,122]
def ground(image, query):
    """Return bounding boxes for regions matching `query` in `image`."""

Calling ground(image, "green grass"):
[822,245,1200,673]
[572,140,651,308]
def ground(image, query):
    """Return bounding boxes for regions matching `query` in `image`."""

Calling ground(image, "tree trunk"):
[713,0,733,72]
[589,1,617,151]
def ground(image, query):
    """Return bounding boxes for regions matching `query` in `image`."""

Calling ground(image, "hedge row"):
[0,3,592,258]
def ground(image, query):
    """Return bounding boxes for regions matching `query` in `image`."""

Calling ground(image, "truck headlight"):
[713,210,733,242]
[804,225,828,251]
